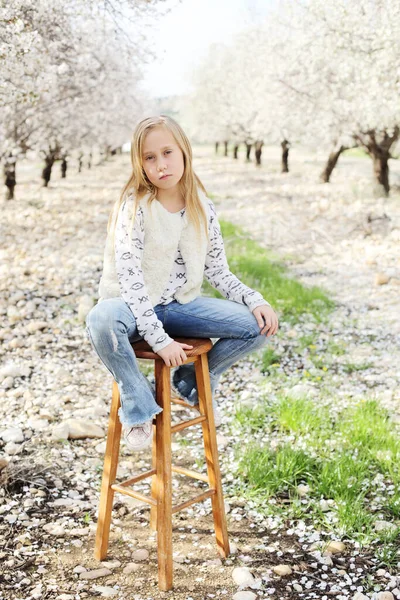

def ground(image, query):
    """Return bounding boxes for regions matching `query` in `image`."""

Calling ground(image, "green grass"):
[343,147,369,158]
[202,220,335,326]
[232,395,400,562]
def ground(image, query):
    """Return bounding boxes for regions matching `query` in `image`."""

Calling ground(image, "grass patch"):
[233,394,400,564]
[202,220,335,326]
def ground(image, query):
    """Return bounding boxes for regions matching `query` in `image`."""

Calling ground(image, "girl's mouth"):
[159,174,171,180]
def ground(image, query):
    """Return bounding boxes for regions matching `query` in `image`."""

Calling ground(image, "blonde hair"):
[108,114,209,247]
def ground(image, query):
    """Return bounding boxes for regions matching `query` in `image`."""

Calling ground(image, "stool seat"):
[132,337,213,360]
[94,335,229,591]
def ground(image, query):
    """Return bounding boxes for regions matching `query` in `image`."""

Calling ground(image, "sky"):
[139,0,275,98]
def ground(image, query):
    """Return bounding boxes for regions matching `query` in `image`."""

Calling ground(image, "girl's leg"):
[165,297,271,406]
[85,298,163,427]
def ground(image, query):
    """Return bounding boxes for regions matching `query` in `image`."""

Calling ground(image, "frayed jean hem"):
[118,404,163,428]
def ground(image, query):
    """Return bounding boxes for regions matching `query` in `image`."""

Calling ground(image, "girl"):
[85,115,278,451]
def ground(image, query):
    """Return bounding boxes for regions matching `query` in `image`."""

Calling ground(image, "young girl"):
[85,115,278,451]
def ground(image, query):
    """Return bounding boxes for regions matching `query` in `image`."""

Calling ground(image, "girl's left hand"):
[252,304,279,337]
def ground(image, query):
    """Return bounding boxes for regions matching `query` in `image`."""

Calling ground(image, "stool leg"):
[150,424,158,531]
[195,354,230,558]
[94,379,122,561]
[155,360,173,591]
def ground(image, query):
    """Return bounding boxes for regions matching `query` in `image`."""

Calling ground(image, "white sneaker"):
[123,420,153,451]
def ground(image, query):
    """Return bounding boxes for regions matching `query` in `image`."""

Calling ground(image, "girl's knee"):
[85,300,117,333]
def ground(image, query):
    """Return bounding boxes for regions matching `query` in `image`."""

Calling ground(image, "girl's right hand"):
[156,340,193,367]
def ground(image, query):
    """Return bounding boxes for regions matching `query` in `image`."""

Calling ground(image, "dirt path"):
[0,150,399,600]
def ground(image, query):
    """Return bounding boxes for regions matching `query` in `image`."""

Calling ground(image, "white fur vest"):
[98,189,210,306]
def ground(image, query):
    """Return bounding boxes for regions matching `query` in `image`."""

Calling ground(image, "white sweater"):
[98,190,270,352]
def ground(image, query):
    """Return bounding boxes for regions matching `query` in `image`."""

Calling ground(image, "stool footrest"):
[171,414,206,433]
[171,465,209,484]
[119,468,156,488]
[171,397,199,411]
[172,488,215,514]
[111,484,156,506]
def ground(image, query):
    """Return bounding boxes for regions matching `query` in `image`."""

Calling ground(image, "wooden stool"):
[94,337,230,590]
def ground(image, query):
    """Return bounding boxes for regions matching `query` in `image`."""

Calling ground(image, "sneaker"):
[123,420,153,451]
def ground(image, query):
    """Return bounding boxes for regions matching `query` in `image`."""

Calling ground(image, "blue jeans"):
[85,296,270,427]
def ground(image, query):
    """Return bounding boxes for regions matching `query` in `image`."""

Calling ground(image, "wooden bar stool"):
[94,337,230,591]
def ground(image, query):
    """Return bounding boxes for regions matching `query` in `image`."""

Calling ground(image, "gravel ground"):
[0,148,399,600]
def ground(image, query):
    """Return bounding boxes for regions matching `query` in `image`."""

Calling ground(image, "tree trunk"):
[281,139,290,173]
[78,153,83,173]
[223,141,228,156]
[320,145,346,183]
[61,156,67,178]
[254,140,263,166]
[353,127,399,197]
[88,152,92,169]
[372,154,390,196]
[233,144,239,159]
[4,154,16,200]
[42,156,54,187]
[245,143,252,162]
[215,142,219,154]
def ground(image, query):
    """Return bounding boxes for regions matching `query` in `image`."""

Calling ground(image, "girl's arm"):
[115,198,174,353]
[204,200,271,311]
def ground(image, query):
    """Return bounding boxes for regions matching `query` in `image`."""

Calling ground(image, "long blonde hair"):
[108,115,209,247]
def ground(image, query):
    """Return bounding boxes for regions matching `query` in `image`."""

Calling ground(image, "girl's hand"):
[252,304,279,336]
[157,340,193,367]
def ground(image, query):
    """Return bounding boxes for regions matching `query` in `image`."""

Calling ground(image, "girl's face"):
[141,126,185,191]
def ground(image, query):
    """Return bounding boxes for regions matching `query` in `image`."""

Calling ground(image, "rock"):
[69,528,89,537]
[293,583,303,592]
[28,418,49,431]
[0,457,8,470]
[42,523,66,536]
[377,569,388,577]
[297,484,310,497]
[123,563,141,574]
[288,383,317,399]
[318,554,333,566]
[374,520,398,534]
[272,564,292,576]
[65,419,104,439]
[73,565,87,574]
[52,423,70,440]
[217,433,229,448]
[375,273,390,285]
[56,595,74,600]
[26,321,49,333]
[319,499,330,512]
[79,568,112,580]
[131,548,149,562]
[2,376,14,389]
[232,593,258,600]
[326,540,346,554]
[91,586,118,597]
[0,363,31,379]
[229,541,239,554]
[78,295,95,323]
[352,593,370,600]
[377,593,394,600]
[100,560,121,569]
[232,566,255,587]
[7,306,23,324]
[4,441,22,455]
[0,426,24,443]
